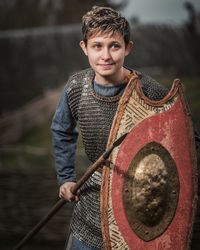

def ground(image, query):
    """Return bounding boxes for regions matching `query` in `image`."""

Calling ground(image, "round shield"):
[101,78,197,250]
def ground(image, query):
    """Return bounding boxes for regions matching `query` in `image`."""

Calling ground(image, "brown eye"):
[111,43,120,49]
[93,44,101,49]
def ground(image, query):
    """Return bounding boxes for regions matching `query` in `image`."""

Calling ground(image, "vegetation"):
[0,0,128,30]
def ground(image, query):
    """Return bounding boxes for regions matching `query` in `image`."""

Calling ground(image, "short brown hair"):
[82,6,131,46]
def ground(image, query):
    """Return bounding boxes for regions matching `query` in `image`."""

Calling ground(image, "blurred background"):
[0,0,199,249]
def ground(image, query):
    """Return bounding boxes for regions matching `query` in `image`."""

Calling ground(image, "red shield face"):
[101,78,197,250]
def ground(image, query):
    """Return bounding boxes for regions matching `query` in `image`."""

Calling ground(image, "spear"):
[14,132,127,250]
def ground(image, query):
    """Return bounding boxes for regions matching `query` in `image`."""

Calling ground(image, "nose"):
[101,48,111,60]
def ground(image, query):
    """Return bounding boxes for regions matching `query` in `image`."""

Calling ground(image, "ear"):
[125,41,134,56]
[80,40,88,56]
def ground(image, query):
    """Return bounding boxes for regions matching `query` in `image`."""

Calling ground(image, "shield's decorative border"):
[100,76,197,250]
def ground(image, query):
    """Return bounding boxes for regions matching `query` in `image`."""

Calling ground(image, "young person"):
[51,6,171,250]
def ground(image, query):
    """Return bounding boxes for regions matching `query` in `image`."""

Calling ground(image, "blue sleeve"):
[51,86,79,186]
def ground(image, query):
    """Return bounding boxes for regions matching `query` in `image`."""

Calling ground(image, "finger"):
[68,195,76,202]
[59,189,65,198]
[75,196,80,202]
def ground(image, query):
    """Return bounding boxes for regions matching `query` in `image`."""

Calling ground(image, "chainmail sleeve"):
[138,71,169,100]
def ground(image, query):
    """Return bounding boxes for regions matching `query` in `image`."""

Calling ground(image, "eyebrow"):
[91,40,121,44]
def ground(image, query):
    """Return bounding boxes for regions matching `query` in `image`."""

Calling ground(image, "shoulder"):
[136,70,169,100]
[65,68,94,92]
[64,68,94,115]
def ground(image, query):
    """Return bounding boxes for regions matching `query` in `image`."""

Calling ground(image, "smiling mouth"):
[98,64,114,71]
[98,63,115,69]
[99,63,114,66]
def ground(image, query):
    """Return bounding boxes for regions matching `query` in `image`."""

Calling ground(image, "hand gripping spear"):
[14,132,127,250]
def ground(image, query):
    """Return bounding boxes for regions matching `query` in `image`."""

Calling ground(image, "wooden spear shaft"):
[14,133,127,250]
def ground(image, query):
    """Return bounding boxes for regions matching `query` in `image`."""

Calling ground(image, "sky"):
[120,0,200,25]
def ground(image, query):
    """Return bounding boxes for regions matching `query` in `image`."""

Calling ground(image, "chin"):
[97,68,116,77]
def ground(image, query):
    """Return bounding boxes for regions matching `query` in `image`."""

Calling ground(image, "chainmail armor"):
[65,68,168,249]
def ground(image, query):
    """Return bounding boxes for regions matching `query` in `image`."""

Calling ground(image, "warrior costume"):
[51,68,169,249]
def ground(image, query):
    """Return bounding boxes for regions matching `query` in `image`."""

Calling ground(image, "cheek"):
[88,57,96,68]
[113,51,126,62]
[87,51,99,64]
[88,53,108,68]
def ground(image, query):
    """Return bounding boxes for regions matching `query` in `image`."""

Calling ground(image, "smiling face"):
[80,32,133,85]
